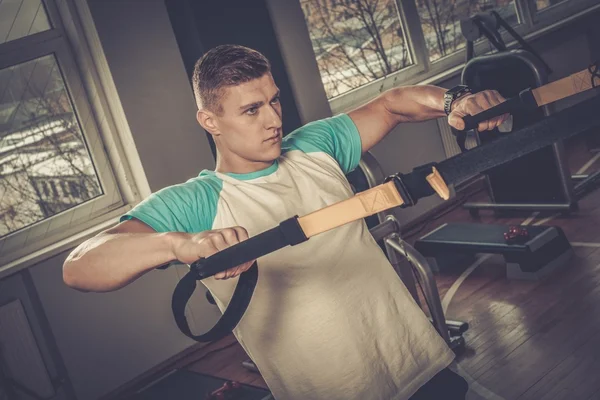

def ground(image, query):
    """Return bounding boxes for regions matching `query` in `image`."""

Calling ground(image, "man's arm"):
[62,219,254,292]
[347,85,507,153]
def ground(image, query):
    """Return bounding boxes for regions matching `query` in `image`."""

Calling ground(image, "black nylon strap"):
[172,262,258,342]
[590,61,599,89]
[395,94,600,202]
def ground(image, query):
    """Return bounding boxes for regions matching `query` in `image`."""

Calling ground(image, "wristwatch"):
[443,85,471,115]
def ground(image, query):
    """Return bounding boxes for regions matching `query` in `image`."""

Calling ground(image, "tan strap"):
[298,181,404,238]
[297,167,450,238]
[532,66,600,106]
[295,65,599,240]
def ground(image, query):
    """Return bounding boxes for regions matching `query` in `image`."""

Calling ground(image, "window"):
[300,0,599,105]
[301,0,413,98]
[416,0,519,63]
[0,0,52,45]
[0,0,124,266]
[0,55,103,237]
[530,0,567,12]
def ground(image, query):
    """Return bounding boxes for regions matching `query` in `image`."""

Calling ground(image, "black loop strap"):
[589,61,599,89]
[172,262,258,342]
[168,216,308,343]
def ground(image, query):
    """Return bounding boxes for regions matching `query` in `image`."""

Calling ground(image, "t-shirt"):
[121,114,455,400]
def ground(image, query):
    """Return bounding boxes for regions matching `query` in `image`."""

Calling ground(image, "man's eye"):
[271,97,280,105]
[246,108,257,115]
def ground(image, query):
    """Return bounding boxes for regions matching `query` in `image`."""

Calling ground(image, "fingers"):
[233,226,249,242]
[466,96,487,131]
[448,110,466,131]
[224,227,252,279]
[481,91,498,132]
[487,90,508,129]
[209,232,229,280]
[210,226,254,280]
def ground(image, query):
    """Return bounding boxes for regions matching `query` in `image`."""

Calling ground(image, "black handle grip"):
[189,216,308,280]
[461,88,537,132]
[462,96,519,131]
[190,226,279,279]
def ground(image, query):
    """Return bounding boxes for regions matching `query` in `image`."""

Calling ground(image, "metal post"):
[384,237,451,344]
[370,216,421,307]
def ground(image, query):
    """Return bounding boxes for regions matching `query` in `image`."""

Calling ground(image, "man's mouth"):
[264,131,281,142]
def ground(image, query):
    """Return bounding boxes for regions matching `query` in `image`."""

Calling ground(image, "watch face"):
[445,86,469,115]
[449,85,468,95]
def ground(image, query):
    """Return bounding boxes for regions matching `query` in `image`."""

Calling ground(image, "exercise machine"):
[457,11,578,214]
[414,222,573,281]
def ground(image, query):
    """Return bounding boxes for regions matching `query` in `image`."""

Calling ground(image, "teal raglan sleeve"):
[120,176,221,234]
[282,113,362,174]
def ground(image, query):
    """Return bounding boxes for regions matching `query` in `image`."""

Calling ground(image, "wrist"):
[450,93,470,112]
[163,231,188,261]
[443,85,471,115]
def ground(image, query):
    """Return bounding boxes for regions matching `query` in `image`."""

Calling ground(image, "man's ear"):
[196,109,220,136]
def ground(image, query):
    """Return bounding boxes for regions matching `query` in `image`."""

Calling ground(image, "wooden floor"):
[121,133,600,400]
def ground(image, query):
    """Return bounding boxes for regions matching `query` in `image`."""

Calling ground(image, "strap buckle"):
[385,162,442,208]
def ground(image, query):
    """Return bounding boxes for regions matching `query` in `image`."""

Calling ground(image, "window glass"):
[301,0,414,99]
[531,0,568,12]
[415,0,519,62]
[0,0,52,45]
[0,55,103,238]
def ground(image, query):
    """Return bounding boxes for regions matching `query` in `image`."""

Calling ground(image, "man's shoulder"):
[282,114,349,152]
[148,170,224,210]
[121,170,222,232]
[281,113,362,175]
[284,113,353,137]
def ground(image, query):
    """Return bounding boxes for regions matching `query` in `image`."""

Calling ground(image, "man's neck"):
[215,155,275,175]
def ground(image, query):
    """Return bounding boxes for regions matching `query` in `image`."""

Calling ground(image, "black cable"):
[589,61,599,89]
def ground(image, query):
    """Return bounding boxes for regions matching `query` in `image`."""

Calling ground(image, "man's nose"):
[264,105,282,129]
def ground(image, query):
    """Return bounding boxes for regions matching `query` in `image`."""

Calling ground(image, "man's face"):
[207,73,283,170]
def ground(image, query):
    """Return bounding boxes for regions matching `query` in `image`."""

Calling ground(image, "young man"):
[63,45,507,399]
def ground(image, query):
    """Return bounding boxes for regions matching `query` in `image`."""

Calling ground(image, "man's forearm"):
[349,84,505,153]
[382,85,448,123]
[63,232,178,292]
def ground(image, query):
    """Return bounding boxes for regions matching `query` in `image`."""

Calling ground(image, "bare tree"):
[301,0,518,97]
[416,0,517,61]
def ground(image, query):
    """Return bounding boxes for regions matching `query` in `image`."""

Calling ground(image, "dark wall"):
[165,0,303,159]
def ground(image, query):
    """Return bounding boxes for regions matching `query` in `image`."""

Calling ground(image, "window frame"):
[321,0,600,114]
[0,0,136,271]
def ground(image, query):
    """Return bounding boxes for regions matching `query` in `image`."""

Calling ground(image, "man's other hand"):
[448,90,509,132]
[170,227,254,280]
